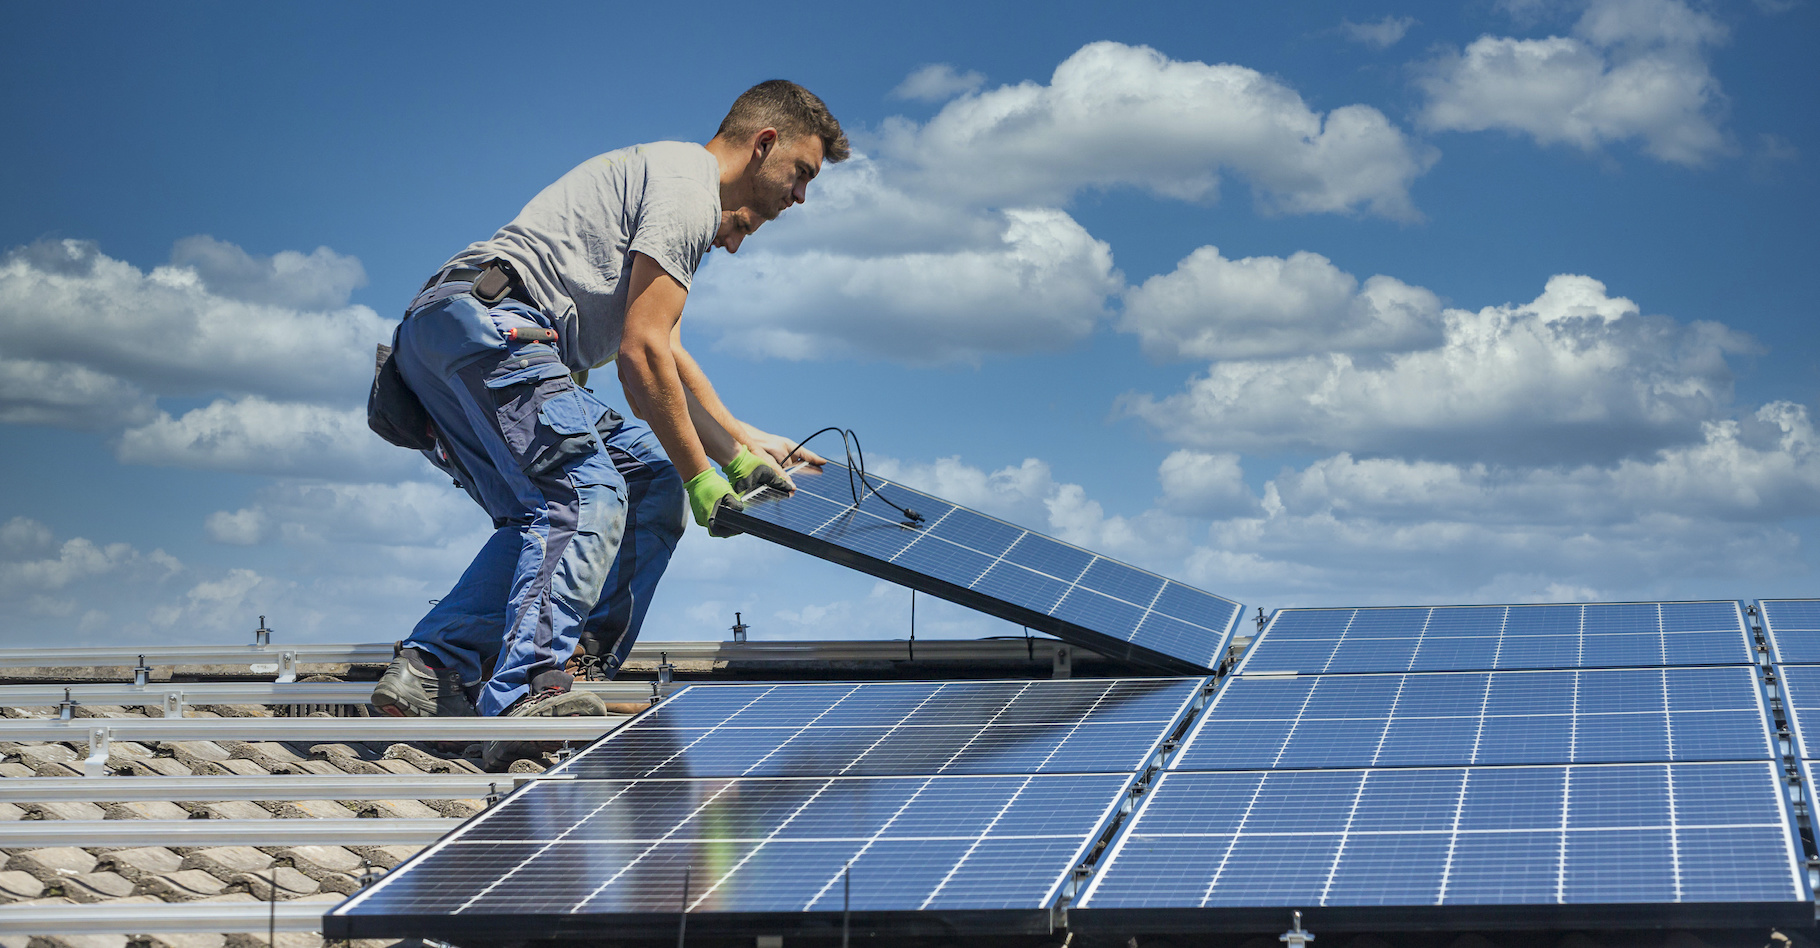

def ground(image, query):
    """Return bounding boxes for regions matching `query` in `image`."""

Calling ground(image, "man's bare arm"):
[617,253,710,482]
[671,331,828,469]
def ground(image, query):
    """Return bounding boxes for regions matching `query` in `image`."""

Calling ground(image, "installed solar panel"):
[555,678,1203,778]
[1238,602,1752,676]
[1759,598,1820,663]
[1773,664,1820,759]
[326,678,1204,940]
[1072,761,1809,929]
[1174,666,1774,770]
[717,462,1242,673]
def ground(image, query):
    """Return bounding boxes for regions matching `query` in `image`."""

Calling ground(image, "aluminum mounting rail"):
[0,636,1091,675]
[0,679,670,715]
[0,901,332,935]
[0,817,454,848]
[0,772,566,803]
[1,715,627,776]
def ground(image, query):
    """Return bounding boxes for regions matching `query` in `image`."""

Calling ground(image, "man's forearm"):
[685,386,742,466]
[618,340,711,482]
[672,339,753,447]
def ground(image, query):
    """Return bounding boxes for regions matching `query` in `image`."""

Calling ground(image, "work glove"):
[722,445,795,495]
[684,469,745,538]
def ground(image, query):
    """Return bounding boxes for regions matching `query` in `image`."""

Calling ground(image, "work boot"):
[371,647,476,718]
[482,686,607,772]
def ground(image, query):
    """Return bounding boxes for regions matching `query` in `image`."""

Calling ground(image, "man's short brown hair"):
[717,80,850,163]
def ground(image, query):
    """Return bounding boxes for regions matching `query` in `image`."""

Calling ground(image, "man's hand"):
[746,427,828,470]
[683,469,745,537]
[724,445,795,495]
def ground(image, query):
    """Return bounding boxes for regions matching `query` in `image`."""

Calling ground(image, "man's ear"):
[753,127,778,160]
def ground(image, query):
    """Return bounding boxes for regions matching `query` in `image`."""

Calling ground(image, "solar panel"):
[1238,602,1753,675]
[716,462,1243,673]
[1174,666,1775,770]
[1773,664,1820,760]
[1759,598,1820,663]
[1072,761,1810,929]
[325,678,1206,940]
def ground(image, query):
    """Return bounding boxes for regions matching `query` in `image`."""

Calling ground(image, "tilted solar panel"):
[1175,666,1775,770]
[1773,664,1820,760]
[325,678,1207,940]
[1759,598,1820,663]
[1072,761,1811,930]
[1238,602,1753,675]
[715,463,1243,673]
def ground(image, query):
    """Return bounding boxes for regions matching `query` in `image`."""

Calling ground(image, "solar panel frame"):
[1235,602,1754,676]
[1068,761,1813,932]
[1758,598,1820,664]
[1171,665,1778,771]
[1772,663,1820,760]
[715,463,1244,674]
[325,678,1209,940]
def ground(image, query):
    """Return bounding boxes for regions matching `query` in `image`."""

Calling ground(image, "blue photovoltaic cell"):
[1774,664,1820,759]
[1076,761,1806,910]
[1760,599,1820,663]
[1173,666,1774,770]
[335,772,1132,919]
[1239,602,1751,675]
[723,463,1242,671]
[329,678,1202,936]
[553,678,1202,779]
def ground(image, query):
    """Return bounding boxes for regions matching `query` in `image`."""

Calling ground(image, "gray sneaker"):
[482,687,607,771]
[371,648,475,718]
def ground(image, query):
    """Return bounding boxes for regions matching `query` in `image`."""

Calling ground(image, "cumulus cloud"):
[892,64,986,102]
[876,41,1435,218]
[1120,246,1442,360]
[1418,0,1731,165]
[0,238,389,408]
[117,396,427,480]
[1341,15,1417,48]
[1122,274,1753,463]
[0,357,156,430]
[694,205,1119,362]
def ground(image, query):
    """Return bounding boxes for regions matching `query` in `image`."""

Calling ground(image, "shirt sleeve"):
[628,171,717,291]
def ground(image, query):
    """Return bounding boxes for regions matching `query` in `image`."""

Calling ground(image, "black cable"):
[780,426,925,526]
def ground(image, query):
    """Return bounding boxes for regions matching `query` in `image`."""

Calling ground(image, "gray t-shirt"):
[448,141,720,372]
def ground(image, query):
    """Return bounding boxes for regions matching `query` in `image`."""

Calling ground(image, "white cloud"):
[1120,245,1442,360]
[876,41,1435,219]
[694,205,1119,363]
[205,508,269,546]
[1342,15,1417,48]
[0,357,156,430]
[209,480,480,548]
[1122,274,1753,463]
[0,238,390,410]
[891,64,986,102]
[1418,0,1730,165]
[1158,451,1262,518]
[117,396,428,480]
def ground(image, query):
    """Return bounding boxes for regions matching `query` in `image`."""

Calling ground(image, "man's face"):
[714,130,825,254]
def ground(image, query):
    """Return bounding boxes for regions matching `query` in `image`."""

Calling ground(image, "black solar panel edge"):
[718,505,1223,674]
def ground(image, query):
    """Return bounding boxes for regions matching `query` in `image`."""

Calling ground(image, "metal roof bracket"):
[83,726,111,777]
[276,649,298,683]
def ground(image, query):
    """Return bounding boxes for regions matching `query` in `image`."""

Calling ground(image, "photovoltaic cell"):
[1174,666,1774,770]
[1238,602,1751,675]
[1760,598,1820,663]
[1075,761,1807,915]
[1774,664,1820,760]
[554,678,1203,778]
[716,463,1242,672]
[332,773,1131,928]
[325,678,1204,940]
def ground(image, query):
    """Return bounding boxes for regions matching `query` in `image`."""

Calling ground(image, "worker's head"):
[710,80,849,253]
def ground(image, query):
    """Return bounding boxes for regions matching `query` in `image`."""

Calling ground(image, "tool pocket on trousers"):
[485,363,620,483]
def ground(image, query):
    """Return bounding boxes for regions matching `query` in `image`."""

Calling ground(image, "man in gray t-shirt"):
[370,81,849,767]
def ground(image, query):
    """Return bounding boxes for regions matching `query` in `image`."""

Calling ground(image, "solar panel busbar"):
[715,462,1244,674]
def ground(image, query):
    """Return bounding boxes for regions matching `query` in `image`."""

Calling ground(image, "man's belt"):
[427,260,535,307]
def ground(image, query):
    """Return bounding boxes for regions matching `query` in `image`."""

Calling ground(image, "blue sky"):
[2,0,1816,649]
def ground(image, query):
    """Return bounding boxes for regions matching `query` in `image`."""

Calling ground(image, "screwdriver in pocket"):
[504,326,558,344]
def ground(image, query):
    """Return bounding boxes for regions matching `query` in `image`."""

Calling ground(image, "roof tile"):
[0,869,45,901]
[2,848,98,882]
[55,870,136,903]
[104,801,192,821]
[180,846,273,880]
[93,846,183,883]
[231,866,318,900]
[135,868,230,901]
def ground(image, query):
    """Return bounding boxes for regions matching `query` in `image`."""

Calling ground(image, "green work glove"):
[683,469,745,537]
[722,446,795,495]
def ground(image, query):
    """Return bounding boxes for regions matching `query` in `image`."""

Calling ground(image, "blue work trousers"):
[392,282,685,715]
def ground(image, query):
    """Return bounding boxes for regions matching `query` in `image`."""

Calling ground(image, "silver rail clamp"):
[254,616,272,647]
[133,655,151,686]
[731,612,748,643]
[83,726,111,777]
[1281,911,1314,948]
[57,688,77,721]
